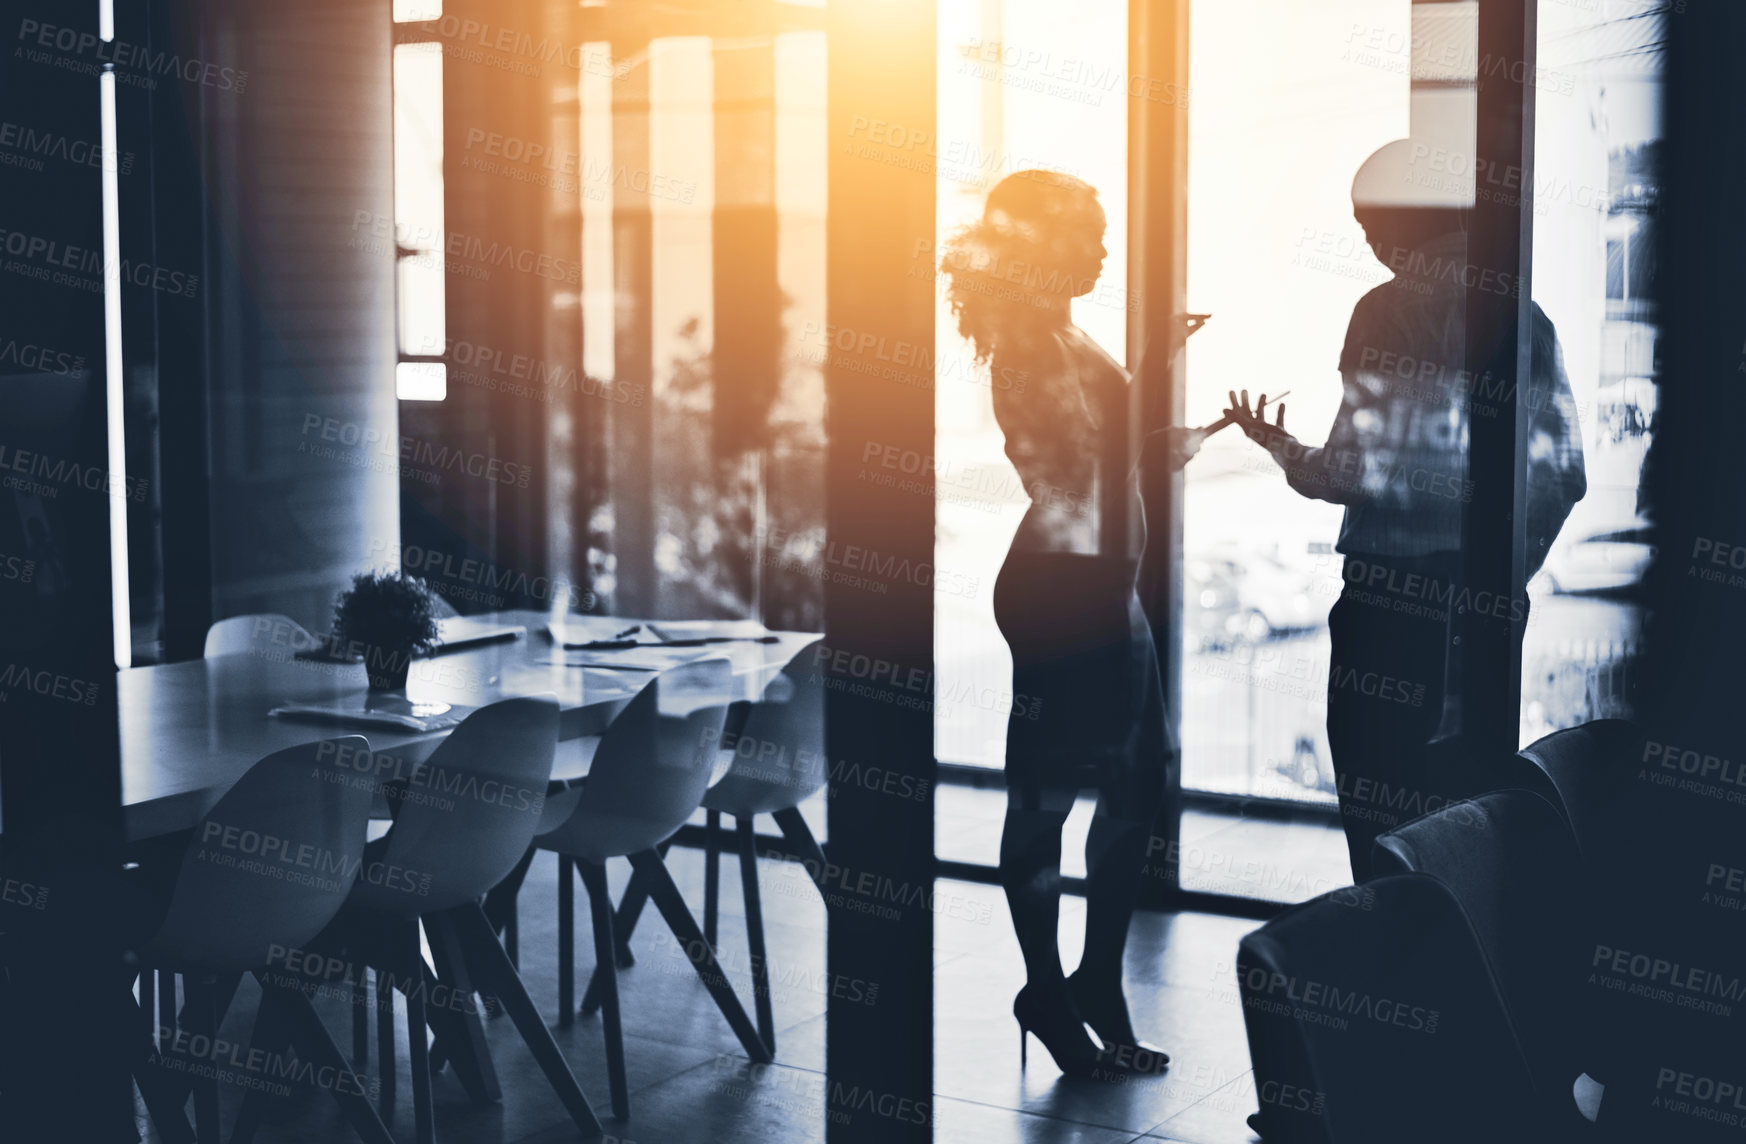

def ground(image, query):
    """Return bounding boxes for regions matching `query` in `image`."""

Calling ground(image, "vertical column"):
[1130,0,1190,903]
[1459,0,1534,757]
[151,0,214,659]
[542,0,585,603]
[823,0,936,1139]
[0,0,127,1133]
[610,50,655,617]
[712,38,778,613]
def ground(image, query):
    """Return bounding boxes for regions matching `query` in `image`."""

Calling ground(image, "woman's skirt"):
[993,551,1173,806]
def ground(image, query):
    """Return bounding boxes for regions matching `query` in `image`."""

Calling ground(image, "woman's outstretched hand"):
[1144,425,1208,471]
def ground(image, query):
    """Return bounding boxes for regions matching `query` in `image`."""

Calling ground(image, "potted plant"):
[331,571,441,691]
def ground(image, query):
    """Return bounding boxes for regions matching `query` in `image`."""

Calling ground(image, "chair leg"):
[158,969,179,1046]
[483,845,536,971]
[262,974,398,1144]
[187,976,221,1144]
[579,841,669,1018]
[209,973,245,1027]
[772,806,832,907]
[126,981,195,1144]
[627,848,772,1063]
[174,972,239,1035]
[704,809,723,947]
[424,911,501,1102]
[558,854,576,1026]
[351,970,369,1072]
[139,970,156,1045]
[448,902,603,1138]
[228,983,294,1144]
[610,838,669,967]
[579,860,630,1119]
[375,968,396,1123]
[134,1061,194,1144]
[737,816,777,1055]
[401,921,435,1144]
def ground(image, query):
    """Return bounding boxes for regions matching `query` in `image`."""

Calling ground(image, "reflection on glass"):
[393,41,444,359]
[392,0,441,22]
[396,361,447,402]
[1519,1,1664,745]
[575,36,826,629]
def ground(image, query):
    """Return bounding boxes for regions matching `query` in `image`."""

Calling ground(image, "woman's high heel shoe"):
[1067,969,1170,1073]
[1013,981,1104,1079]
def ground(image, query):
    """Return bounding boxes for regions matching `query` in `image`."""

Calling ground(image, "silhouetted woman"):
[942,171,1203,1078]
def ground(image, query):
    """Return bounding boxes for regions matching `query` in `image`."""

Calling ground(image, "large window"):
[1518,0,1663,745]
[392,9,447,401]
[933,0,1130,770]
[1179,0,1411,808]
[929,0,1664,907]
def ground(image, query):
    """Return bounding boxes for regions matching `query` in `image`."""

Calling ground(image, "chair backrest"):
[353,695,559,916]
[1514,718,1644,858]
[1237,874,1547,1144]
[1513,716,1746,1129]
[703,639,826,817]
[1373,790,1590,1098]
[538,657,734,863]
[145,736,375,975]
[203,613,316,659]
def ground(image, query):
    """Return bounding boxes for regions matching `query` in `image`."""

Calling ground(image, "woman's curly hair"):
[940,170,1103,364]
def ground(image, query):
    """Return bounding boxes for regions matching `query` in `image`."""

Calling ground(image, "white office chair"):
[580,640,830,1057]
[535,657,771,1118]
[202,613,316,658]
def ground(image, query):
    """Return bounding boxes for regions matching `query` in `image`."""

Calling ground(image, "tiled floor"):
[136,805,1306,1144]
[937,784,1350,902]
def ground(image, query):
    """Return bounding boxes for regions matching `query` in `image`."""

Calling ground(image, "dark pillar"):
[0,0,128,1134]
[1458,0,1534,758]
[1131,0,1190,904]
[823,0,936,1139]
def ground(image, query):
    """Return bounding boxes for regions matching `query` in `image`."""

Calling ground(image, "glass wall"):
[933,0,1130,770]
[1180,0,1411,805]
[926,0,1661,904]
[1518,0,1663,745]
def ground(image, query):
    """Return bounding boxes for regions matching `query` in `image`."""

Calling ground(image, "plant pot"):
[364,647,413,691]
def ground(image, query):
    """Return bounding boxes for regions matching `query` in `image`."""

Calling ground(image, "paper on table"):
[546,617,771,649]
[269,700,470,733]
[543,647,716,671]
[644,619,769,641]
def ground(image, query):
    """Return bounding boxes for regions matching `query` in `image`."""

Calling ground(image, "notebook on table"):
[269,696,472,733]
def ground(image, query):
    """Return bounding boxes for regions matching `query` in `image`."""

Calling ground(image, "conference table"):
[101,609,821,1133]
[116,609,822,841]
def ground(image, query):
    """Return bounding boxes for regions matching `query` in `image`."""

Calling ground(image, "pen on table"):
[568,635,781,650]
[609,624,641,640]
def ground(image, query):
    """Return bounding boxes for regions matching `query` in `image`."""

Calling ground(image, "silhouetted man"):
[1228,139,1586,880]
